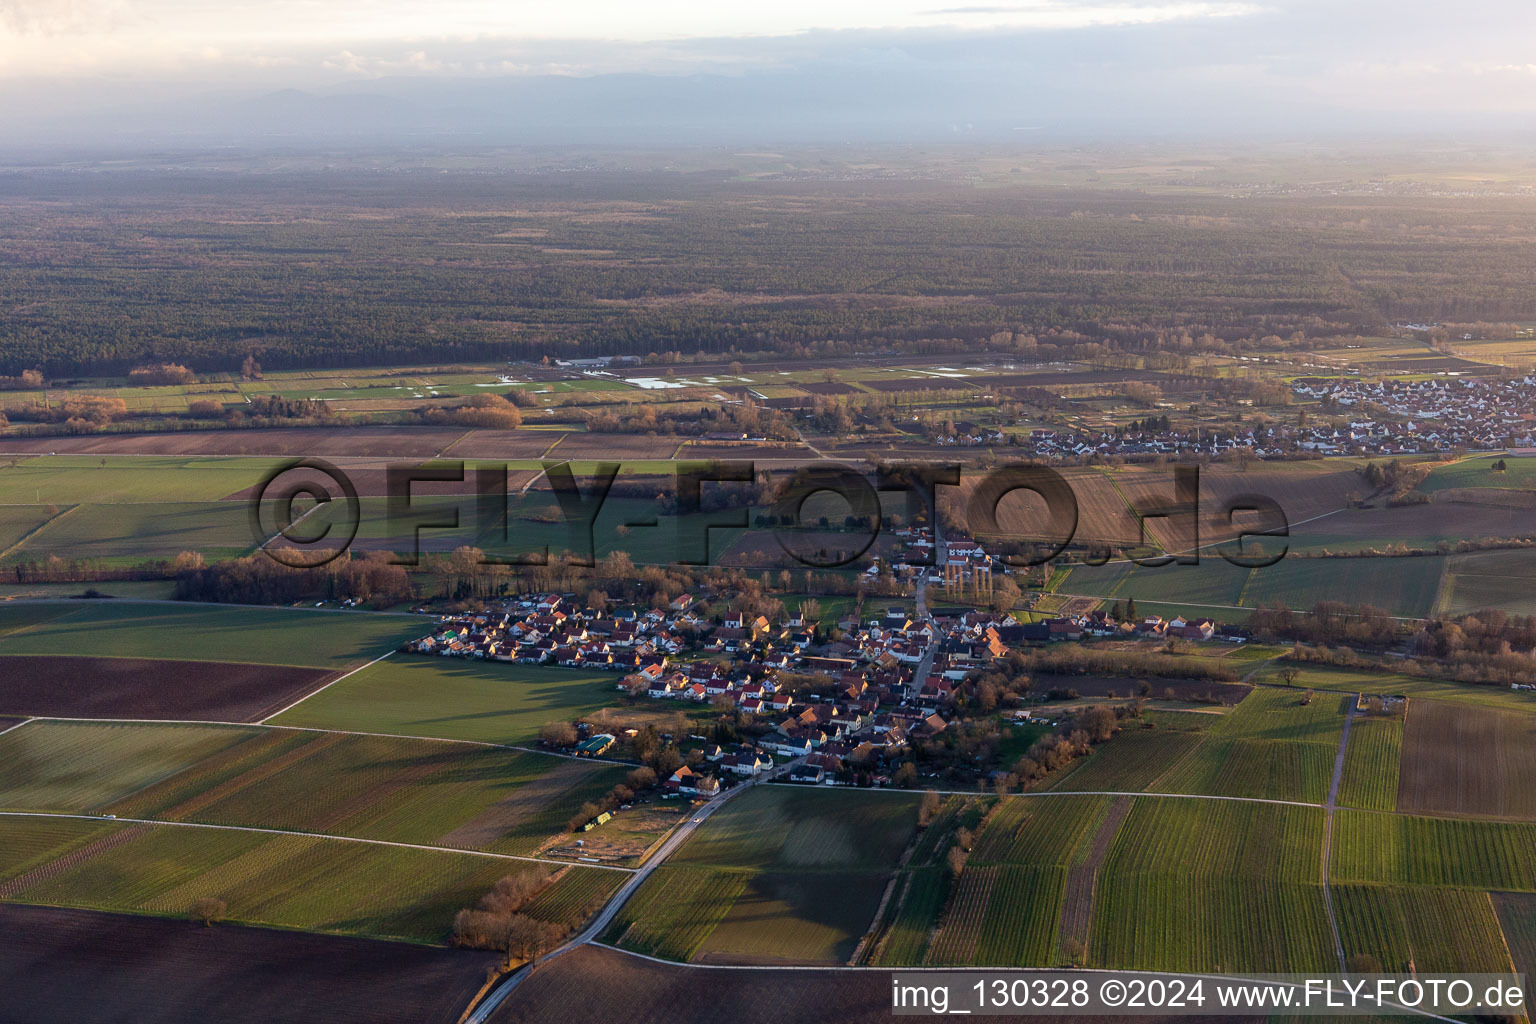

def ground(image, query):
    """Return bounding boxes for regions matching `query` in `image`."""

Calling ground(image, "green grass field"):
[599,865,746,961]
[1419,454,1536,492]
[1442,547,1536,617]
[272,658,630,746]
[671,786,919,873]
[1241,557,1445,618]
[1254,663,1536,715]
[0,456,286,503]
[0,505,59,554]
[0,602,424,669]
[6,501,255,563]
[1062,554,1443,618]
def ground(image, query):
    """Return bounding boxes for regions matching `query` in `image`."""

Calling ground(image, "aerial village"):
[404,526,1247,801]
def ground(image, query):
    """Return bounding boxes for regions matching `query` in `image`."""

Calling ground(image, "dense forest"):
[4,169,1536,375]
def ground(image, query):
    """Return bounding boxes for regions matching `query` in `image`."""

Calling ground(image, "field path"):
[257,650,395,723]
[1057,796,1132,961]
[1320,694,1358,972]
[0,810,636,873]
[463,758,799,1023]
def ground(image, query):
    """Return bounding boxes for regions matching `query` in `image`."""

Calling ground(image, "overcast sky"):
[2,1,1533,144]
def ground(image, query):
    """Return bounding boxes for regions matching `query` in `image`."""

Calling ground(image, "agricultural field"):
[489,943,903,1024]
[0,504,59,554]
[0,818,529,943]
[1060,552,1444,618]
[0,456,289,504]
[1156,687,1347,803]
[517,866,626,931]
[1418,454,1536,493]
[1256,662,1536,715]
[97,727,627,855]
[1331,811,1536,891]
[1332,885,1515,974]
[1089,798,1333,972]
[607,787,919,965]
[0,721,261,813]
[1494,893,1536,984]
[0,904,500,1024]
[1240,557,1445,619]
[2,501,255,563]
[1440,547,1536,618]
[599,866,747,961]
[1335,712,1402,812]
[272,657,639,746]
[0,602,424,670]
[0,655,337,721]
[1045,724,1208,794]
[1397,702,1536,819]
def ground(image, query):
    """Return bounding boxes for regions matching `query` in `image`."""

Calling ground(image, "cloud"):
[0,0,122,34]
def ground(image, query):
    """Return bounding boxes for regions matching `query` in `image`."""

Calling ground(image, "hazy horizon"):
[3,1,1536,149]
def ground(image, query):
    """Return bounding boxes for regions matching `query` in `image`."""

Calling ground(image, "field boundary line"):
[0,810,638,873]
[17,714,633,767]
[0,717,32,738]
[1320,694,1357,973]
[0,503,79,562]
[259,650,395,723]
[0,596,426,618]
[758,786,1320,810]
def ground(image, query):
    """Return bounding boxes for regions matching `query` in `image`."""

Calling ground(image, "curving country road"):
[463,757,800,1023]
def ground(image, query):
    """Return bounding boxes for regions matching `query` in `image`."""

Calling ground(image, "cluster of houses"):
[990,373,1536,460]
[1289,375,1536,453]
[407,580,1244,794]
[404,593,700,673]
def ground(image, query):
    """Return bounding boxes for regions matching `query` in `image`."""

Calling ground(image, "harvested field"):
[797,381,861,395]
[859,377,975,393]
[1397,702,1536,819]
[0,655,335,721]
[0,904,496,1024]
[0,427,465,458]
[437,430,573,460]
[542,433,685,460]
[674,441,819,460]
